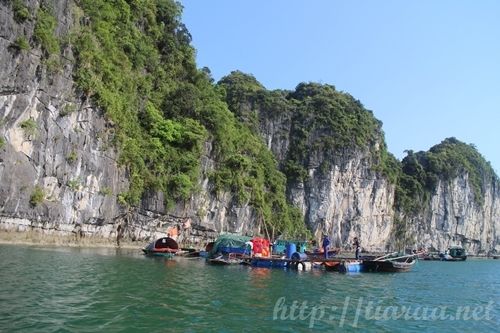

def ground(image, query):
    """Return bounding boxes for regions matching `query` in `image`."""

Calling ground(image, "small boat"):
[444,246,467,261]
[142,237,179,257]
[362,255,416,273]
[422,246,467,261]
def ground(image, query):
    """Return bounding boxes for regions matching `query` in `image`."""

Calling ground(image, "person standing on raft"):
[353,237,360,259]
[322,235,331,259]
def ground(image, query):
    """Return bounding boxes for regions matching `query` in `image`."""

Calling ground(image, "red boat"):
[142,237,179,257]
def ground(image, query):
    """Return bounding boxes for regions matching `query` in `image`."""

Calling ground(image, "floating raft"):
[247,253,418,273]
[324,260,362,273]
[247,256,357,271]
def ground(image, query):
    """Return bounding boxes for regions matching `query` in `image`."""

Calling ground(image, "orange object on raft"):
[251,237,271,257]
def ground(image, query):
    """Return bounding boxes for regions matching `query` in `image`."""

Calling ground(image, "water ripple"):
[0,245,498,333]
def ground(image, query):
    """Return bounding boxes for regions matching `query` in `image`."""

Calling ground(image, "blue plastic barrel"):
[285,243,296,258]
[291,252,307,260]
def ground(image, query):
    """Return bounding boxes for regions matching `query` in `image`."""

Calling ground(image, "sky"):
[179,0,500,173]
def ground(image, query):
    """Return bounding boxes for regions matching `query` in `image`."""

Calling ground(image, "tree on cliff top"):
[218,72,400,184]
[396,137,498,211]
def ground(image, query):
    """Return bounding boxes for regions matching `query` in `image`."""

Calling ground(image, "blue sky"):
[179,0,500,173]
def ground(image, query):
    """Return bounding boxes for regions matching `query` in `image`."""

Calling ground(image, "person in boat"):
[245,241,254,257]
[443,249,453,260]
[353,237,360,259]
[322,235,330,259]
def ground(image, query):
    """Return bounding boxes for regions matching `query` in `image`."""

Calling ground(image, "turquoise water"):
[0,244,498,333]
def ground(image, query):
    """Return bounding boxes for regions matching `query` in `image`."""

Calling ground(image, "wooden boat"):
[142,237,179,257]
[361,255,416,273]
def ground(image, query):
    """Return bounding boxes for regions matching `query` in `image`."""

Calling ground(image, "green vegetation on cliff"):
[72,0,207,204]
[12,0,30,23]
[219,71,400,184]
[18,1,496,241]
[391,138,497,247]
[34,5,59,55]
[396,138,498,212]
[69,0,307,238]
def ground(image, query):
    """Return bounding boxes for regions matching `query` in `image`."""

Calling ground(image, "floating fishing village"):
[141,232,470,274]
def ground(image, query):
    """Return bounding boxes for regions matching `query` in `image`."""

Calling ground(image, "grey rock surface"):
[0,1,497,254]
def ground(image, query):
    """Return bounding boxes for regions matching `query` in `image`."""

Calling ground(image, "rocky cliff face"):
[292,152,395,252]
[0,0,127,240]
[222,74,499,254]
[0,1,257,246]
[0,2,498,254]
[407,174,499,254]
[237,92,395,252]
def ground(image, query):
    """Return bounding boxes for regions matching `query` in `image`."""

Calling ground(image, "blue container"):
[285,243,297,259]
[339,261,361,273]
[291,252,307,260]
[272,240,307,255]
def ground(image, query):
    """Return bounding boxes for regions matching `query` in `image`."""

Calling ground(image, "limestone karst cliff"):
[0,0,302,246]
[218,73,398,252]
[395,139,499,254]
[218,72,499,254]
[0,1,498,254]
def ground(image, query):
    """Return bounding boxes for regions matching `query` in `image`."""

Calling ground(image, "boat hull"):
[361,259,415,273]
[142,249,176,258]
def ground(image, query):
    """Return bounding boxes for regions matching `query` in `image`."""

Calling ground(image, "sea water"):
[0,244,498,332]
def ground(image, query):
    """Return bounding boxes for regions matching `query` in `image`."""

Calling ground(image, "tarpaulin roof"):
[209,234,252,256]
